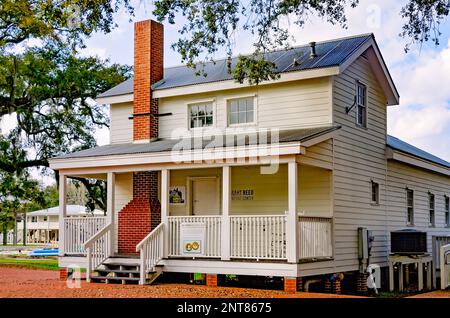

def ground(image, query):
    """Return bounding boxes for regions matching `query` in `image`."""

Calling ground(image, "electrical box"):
[358,227,374,260]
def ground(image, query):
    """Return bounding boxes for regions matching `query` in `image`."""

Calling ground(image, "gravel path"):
[0,266,358,298]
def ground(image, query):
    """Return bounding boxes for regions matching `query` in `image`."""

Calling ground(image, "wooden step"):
[96,269,140,275]
[90,275,140,284]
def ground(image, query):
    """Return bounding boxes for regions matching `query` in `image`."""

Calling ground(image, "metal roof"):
[387,135,450,168]
[98,34,373,98]
[54,126,340,160]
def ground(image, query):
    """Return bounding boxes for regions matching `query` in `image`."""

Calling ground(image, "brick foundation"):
[357,272,369,294]
[296,277,303,292]
[59,268,68,281]
[284,277,297,293]
[206,274,218,287]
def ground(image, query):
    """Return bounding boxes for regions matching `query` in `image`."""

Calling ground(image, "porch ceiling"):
[52,125,341,160]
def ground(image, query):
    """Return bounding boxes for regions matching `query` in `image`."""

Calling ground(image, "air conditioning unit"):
[391,229,427,255]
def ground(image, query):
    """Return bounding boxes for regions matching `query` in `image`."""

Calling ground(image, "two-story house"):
[49,20,450,292]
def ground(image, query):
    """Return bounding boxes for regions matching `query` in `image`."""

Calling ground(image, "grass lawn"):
[0,257,59,271]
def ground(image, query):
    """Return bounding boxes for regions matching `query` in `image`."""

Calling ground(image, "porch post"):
[107,172,116,254]
[221,166,231,261]
[58,174,67,256]
[161,169,170,258]
[287,161,299,263]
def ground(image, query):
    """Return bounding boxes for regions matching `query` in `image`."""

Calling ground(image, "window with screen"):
[406,189,414,226]
[228,97,255,125]
[356,82,367,127]
[189,103,213,128]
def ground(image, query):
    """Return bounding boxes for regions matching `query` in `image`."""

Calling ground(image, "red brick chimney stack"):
[133,20,163,142]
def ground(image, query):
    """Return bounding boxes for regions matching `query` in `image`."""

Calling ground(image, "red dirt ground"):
[0,266,359,298]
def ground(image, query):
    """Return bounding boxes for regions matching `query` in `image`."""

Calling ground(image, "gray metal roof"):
[387,135,450,168]
[98,34,373,98]
[54,126,340,159]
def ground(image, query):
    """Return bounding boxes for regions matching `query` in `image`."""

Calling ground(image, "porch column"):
[58,174,67,256]
[161,169,170,258]
[221,166,231,261]
[107,172,116,254]
[287,161,299,263]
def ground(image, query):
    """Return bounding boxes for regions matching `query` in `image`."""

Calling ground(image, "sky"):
[85,0,450,164]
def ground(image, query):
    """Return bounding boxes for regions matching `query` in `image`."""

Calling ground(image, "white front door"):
[191,178,220,215]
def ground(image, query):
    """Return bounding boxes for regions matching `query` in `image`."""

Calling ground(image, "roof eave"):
[386,147,450,176]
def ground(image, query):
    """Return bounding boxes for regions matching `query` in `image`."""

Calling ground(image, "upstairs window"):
[356,82,367,127]
[406,189,414,226]
[445,196,450,227]
[428,193,435,227]
[371,181,379,205]
[189,103,213,128]
[228,97,254,125]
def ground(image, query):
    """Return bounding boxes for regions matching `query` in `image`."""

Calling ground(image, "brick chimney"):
[133,20,163,142]
[117,20,163,254]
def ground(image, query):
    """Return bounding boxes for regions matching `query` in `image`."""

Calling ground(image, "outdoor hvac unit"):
[390,229,427,255]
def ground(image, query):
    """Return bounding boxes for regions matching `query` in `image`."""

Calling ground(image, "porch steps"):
[90,261,163,285]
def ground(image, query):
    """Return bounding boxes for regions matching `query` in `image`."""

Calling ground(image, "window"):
[43,216,48,222]
[356,82,367,127]
[189,102,213,128]
[444,196,450,227]
[428,193,435,227]
[371,181,379,205]
[406,189,414,226]
[31,216,37,223]
[228,97,254,125]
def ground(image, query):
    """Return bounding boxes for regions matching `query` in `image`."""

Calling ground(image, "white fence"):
[298,217,333,259]
[64,217,107,255]
[230,215,287,260]
[85,223,113,282]
[168,216,222,258]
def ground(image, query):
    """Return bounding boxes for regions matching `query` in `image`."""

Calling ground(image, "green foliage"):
[0,0,134,49]
[153,0,450,84]
[0,2,132,213]
[0,169,44,244]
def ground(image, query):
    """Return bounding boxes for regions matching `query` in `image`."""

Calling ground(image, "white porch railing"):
[168,216,222,258]
[64,217,107,255]
[84,223,113,282]
[230,215,287,260]
[298,217,333,259]
[136,223,164,285]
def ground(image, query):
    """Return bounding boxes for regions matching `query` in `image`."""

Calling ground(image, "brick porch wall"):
[118,171,160,254]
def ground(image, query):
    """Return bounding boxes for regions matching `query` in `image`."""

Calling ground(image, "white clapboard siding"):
[387,161,450,253]
[330,55,390,273]
[110,102,133,143]
[158,77,332,138]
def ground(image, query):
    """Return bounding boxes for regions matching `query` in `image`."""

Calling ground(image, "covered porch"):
[50,126,339,282]
[58,160,333,266]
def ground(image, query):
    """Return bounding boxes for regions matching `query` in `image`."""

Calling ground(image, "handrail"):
[136,223,164,285]
[84,223,113,282]
[136,223,164,251]
[84,223,113,249]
